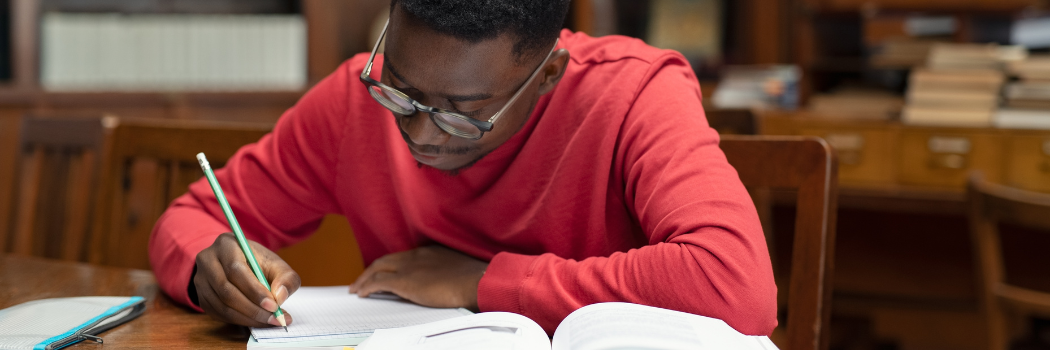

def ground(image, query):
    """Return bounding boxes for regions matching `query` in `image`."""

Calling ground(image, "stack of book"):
[997,55,1050,129]
[926,43,1026,70]
[808,87,904,120]
[902,69,1004,126]
[901,44,1023,127]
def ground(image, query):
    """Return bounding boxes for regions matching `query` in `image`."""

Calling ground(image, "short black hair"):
[392,0,570,63]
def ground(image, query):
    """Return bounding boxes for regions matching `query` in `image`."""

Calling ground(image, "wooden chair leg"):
[987,300,1009,350]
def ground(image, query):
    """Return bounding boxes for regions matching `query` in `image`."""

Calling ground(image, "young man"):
[150,0,777,335]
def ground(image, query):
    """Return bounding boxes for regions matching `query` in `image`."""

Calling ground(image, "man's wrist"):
[187,264,201,307]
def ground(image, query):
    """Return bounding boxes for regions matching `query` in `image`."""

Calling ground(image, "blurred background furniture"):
[1,114,112,261]
[721,135,838,350]
[968,173,1050,350]
[88,117,273,269]
[85,117,362,283]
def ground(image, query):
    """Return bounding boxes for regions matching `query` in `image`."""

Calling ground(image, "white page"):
[552,303,779,350]
[250,286,471,343]
[357,312,550,350]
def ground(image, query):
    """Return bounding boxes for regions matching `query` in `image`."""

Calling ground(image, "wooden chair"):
[720,135,839,350]
[2,114,115,261]
[88,118,274,269]
[87,117,364,286]
[967,173,1050,350]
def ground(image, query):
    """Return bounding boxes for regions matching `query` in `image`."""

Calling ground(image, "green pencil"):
[196,152,288,332]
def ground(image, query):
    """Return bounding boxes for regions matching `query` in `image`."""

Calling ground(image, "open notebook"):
[250,286,471,344]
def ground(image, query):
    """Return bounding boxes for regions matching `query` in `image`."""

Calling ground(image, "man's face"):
[381,7,548,172]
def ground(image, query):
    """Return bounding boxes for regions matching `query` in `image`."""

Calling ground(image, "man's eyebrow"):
[386,56,494,103]
[384,58,415,88]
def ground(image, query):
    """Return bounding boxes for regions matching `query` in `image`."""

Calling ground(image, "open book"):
[356,302,779,350]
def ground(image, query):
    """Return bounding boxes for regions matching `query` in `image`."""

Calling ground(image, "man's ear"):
[537,49,570,95]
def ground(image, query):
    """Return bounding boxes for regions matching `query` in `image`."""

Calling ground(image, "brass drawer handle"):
[931,154,967,170]
[928,136,971,154]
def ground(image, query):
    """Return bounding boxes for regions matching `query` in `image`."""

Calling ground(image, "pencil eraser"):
[196,153,209,168]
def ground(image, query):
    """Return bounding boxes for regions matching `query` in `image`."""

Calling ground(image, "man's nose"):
[401,112,451,146]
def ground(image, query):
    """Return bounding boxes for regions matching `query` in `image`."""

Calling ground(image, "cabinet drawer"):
[898,130,1004,187]
[799,127,897,185]
[1004,134,1050,193]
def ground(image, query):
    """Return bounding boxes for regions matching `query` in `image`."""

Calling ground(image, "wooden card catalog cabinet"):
[801,127,898,186]
[1004,132,1050,192]
[898,129,1004,187]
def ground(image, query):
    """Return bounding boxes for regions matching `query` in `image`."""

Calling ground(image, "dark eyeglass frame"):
[359,19,559,140]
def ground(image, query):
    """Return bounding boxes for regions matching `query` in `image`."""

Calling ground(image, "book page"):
[356,312,550,350]
[250,286,471,343]
[552,303,779,350]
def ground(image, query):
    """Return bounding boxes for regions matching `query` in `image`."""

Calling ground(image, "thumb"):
[252,244,301,306]
[266,258,300,306]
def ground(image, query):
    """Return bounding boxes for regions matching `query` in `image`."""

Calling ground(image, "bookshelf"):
[0,0,389,116]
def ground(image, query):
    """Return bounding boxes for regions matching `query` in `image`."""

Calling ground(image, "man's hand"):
[194,233,301,327]
[349,246,488,311]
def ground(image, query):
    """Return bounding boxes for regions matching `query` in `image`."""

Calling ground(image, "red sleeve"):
[148,61,353,310]
[477,57,778,335]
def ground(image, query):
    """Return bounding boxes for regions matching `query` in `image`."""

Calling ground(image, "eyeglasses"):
[360,19,558,140]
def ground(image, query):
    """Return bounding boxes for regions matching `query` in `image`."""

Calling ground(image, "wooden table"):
[0,254,249,348]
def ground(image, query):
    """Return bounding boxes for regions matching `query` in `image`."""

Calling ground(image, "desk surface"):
[0,254,249,348]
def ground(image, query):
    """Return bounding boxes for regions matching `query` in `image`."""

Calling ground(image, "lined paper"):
[251,286,471,344]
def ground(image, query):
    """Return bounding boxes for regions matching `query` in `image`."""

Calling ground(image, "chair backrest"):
[2,114,114,261]
[720,135,839,350]
[88,118,273,269]
[967,173,1050,348]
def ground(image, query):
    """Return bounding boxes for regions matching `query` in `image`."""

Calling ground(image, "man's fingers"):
[354,271,403,298]
[349,265,379,293]
[197,280,271,327]
[205,253,279,325]
[276,311,294,327]
[223,258,282,312]
[349,254,403,293]
[264,259,301,306]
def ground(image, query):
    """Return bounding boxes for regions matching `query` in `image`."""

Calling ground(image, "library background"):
[1,0,1050,349]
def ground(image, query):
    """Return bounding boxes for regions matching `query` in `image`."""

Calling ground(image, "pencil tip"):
[284,326,288,332]
[276,314,288,328]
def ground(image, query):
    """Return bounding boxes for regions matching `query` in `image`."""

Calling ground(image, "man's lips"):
[408,147,444,164]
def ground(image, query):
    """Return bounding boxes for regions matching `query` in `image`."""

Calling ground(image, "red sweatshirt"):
[149,30,777,335]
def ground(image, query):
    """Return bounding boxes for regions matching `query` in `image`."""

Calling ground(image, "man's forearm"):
[477,234,778,336]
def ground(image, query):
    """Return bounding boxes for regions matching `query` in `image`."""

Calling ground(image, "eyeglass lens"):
[368,85,414,114]
[369,84,483,138]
